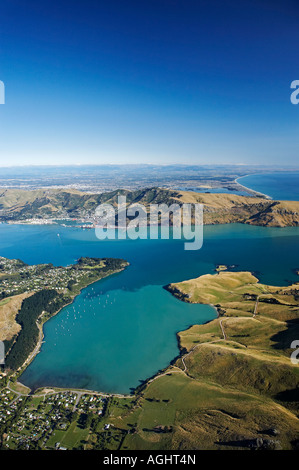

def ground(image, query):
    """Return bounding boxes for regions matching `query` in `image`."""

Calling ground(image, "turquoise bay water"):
[0,223,299,393]
[238,172,299,201]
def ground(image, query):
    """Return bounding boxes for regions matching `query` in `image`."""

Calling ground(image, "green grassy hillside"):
[103,271,299,450]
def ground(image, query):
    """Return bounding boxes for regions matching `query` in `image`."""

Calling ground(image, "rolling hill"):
[0,187,298,227]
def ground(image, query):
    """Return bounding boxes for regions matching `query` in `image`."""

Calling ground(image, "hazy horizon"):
[0,163,299,168]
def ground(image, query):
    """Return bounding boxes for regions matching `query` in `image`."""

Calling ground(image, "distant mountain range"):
[0,187,299,227]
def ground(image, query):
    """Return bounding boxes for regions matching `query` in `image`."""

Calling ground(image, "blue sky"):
[0,0,298,166]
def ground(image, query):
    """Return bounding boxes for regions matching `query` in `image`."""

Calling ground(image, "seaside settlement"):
[0,185,299,450]
[0,253,299,449]
[0,255,133,450]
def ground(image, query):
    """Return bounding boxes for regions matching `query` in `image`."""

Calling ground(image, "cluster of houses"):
[0,388,105,449]
[0,256,91,297]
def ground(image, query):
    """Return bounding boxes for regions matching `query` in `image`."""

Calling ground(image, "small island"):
[215,264,228,272]
[215,264,238,273]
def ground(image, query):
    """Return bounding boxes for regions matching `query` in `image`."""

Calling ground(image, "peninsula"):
[152,271,299,449]
[1,187,299,227]
[0,256,129,372]
[1,265,299,449]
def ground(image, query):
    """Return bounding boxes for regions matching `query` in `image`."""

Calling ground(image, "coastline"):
[7,241,297,397]
[9,264,129,391]
[7,269,299,450]
[3,219,299,401]
[15,273,217,400]
[235,174,273,200]
[132,297,218,395]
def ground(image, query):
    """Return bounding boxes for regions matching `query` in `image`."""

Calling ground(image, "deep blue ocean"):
[238,172,299,200]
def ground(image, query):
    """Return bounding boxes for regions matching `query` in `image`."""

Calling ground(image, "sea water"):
[0,222,298,393]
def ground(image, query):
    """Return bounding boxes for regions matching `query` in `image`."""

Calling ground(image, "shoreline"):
[235,174,273,200]
[7,264,129,393]
[3,218,298,398]
[14,273,217,400]
[0,182,275,229]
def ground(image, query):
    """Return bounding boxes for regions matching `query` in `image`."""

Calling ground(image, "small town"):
[0,256,96,297]
[0,381,110,450]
